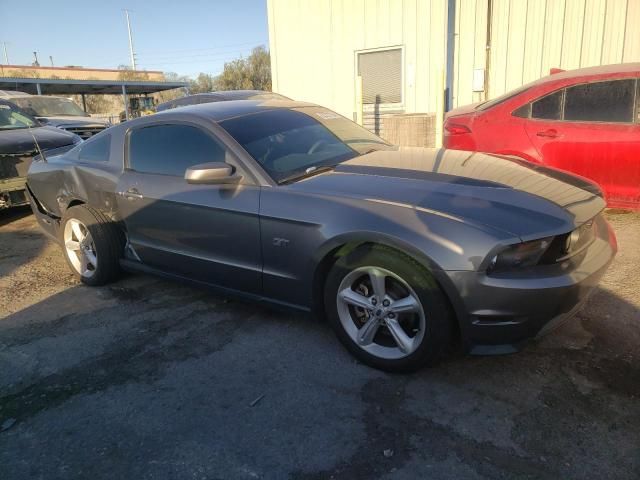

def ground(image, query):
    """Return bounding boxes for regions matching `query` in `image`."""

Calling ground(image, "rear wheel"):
[324,245,453,372]
[60,205,124,286]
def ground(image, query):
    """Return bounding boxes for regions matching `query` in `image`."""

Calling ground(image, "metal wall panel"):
[452,0,640,101]
[624,0,640,62]
[268,0,639,138]
[268,0,447,120]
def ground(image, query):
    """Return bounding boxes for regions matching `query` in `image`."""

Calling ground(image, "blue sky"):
[0,0,269,78]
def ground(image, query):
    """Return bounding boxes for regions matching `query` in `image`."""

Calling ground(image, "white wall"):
[268,0,640,134]
[453,0,640,107]
[268,0,448,119]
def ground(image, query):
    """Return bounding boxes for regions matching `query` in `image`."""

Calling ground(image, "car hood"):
[0,126,78,155]
[37,116,108,127]
[290,148,606,240]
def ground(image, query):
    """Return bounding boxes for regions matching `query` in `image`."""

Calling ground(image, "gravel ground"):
[0,207,639,480]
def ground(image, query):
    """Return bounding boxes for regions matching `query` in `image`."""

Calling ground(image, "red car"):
[444,64,640,210]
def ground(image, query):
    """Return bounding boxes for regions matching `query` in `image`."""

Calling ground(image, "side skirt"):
[119,258,312,315]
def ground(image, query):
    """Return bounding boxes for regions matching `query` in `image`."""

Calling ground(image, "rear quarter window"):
[531,90,563,120]
[78,134,111,162]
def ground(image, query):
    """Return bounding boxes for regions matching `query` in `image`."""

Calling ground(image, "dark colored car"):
[156,90,290,112]
[443,63,640,210]
[1,99,81,209]
[4,92,110,139]
[26,100,616,371]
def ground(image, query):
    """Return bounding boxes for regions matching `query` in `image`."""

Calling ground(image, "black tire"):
[324,244,453,372]
[59,205,124,286]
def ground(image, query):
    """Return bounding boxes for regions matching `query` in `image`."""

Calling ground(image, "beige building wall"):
[268,0,640,141]
[454,0,640,108]
[268,0,448,120]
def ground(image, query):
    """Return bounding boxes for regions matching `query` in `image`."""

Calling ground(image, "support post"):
[354,75,363,126]
[122,85,129,121]
[435,68,445,148]
[445,0,456,112]
[81,93,87,112]
[36,83,42,95]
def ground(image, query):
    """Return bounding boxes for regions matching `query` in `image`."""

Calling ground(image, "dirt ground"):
[0,207,639,480]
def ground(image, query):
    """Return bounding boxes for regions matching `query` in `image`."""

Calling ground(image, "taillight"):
[444,121,472,135]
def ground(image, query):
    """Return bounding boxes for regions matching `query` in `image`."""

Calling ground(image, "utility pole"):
[124,9,137,70]
[49,55,54,67]
[2,42,9,64]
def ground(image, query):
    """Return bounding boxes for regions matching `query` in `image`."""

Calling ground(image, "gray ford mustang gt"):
[26,99,617,371]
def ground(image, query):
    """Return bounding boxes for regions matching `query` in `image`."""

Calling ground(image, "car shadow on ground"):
[0,274,638,479]
[0,208,49,280]
[0,205,31,228]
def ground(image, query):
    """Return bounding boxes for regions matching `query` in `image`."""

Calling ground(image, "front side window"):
[220,107,390,183]
[128,124,226,176]
[531,90,563,120]
[0,102,37,130]
[564,79,636,123]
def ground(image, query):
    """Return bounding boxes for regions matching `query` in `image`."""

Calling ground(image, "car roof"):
[155,90,290,111]
[191,90,289,100]
[532,62,640,86]
[0,90,31,98]
[154,99,317,122]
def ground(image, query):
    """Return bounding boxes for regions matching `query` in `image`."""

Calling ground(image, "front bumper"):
[446,215,617,353]
[0,177,29,209]
[25,185,60,242]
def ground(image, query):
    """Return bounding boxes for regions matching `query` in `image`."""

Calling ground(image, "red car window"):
[564,79,636,123]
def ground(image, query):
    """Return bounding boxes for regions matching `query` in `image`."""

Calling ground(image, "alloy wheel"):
[63,218,98,278]
[336,266,426,360]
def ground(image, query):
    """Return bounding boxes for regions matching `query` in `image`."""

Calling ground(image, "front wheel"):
[324,245,453,372]
[60,205,124,286]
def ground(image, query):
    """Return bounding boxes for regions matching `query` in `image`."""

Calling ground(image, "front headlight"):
[488,237,553,272]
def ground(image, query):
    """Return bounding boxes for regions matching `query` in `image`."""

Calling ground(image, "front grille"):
[1,153,35,180]
[62,125,106,139]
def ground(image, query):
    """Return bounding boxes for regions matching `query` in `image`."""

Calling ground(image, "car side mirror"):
[185,162,242,185]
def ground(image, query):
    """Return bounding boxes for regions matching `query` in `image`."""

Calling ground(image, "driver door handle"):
[118,187,143,200]
[536,128,560,138]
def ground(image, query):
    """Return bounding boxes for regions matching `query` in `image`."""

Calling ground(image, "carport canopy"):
[0,77,188,120]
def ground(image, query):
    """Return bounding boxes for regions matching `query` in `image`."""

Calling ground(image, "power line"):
[135,41,263,56]
[137,50,252,64]
[138,53,252,67]
[136,48,253,61]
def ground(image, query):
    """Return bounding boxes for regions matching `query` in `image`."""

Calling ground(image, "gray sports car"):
[26,100,617,371]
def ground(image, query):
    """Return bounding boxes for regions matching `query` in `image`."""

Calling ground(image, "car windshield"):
[0,103,37,130]
[10,96,88,117]
[219,107,391,183]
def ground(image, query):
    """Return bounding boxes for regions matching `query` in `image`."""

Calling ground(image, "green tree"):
[214,46,272,91]
[117,65,150,81]
[156,72,191,103]
[189,72,216,94]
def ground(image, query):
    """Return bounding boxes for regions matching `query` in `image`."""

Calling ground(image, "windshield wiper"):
[278,165,336,185]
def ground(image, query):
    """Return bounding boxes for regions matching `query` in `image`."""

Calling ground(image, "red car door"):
[524,78,640,208]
